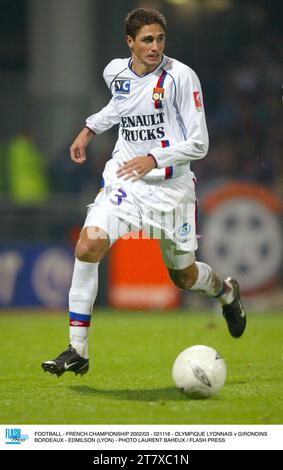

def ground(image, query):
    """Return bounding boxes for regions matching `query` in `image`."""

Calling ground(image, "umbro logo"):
[70,320,84,326]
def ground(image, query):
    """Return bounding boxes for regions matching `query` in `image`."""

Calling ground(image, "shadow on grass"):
[69,385,211,402]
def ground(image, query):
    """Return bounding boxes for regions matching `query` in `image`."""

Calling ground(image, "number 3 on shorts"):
[109,188,127,206]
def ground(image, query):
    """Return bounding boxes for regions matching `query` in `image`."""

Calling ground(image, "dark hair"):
[125,8,167,39]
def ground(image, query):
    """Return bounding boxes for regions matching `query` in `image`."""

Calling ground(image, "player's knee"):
[75,226,109,263]
[168,271,188,290]
[75,242,92,262]
[168,264,198,290]
[75,239,107,263]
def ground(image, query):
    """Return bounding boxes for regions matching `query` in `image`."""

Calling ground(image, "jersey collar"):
[128,55,167,78]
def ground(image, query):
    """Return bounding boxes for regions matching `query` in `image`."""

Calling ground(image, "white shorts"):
[84,159,198,270]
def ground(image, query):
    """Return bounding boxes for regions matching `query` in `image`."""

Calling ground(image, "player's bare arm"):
[116,155,157,181]
[70,127,94,164]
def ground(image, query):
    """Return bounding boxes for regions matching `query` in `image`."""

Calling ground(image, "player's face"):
[127,23,166,73]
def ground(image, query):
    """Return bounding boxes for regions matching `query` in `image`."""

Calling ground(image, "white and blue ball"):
[172,345,227,398]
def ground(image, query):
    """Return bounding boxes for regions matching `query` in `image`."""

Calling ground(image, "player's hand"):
[116,155,157,181]
[70,127,93,164]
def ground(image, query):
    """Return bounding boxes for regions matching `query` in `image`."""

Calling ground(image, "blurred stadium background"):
[0,0,282,312]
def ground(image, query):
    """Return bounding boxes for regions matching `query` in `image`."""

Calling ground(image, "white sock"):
[69,259,99,358]
[190,262,233,305]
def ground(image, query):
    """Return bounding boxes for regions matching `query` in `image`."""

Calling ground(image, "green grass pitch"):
[0,309,282,424]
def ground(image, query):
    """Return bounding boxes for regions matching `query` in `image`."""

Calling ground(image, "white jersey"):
[86,55,209,182]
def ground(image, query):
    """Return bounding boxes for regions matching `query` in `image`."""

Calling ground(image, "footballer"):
[42,8,246,377]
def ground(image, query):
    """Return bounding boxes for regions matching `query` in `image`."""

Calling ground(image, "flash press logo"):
[5,428,29,445]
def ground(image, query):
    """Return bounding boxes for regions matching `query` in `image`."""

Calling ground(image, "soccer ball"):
[172,345,227,398]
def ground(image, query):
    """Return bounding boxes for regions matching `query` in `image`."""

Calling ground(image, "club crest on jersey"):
[152,87,164,102]
[114,79,131,94]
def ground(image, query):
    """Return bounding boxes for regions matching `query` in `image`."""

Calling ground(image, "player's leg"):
[42,179,140,376]
[155,169,246,338]
[68,226,109,356]
[41,226,109,377]
[159,240,246,338]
